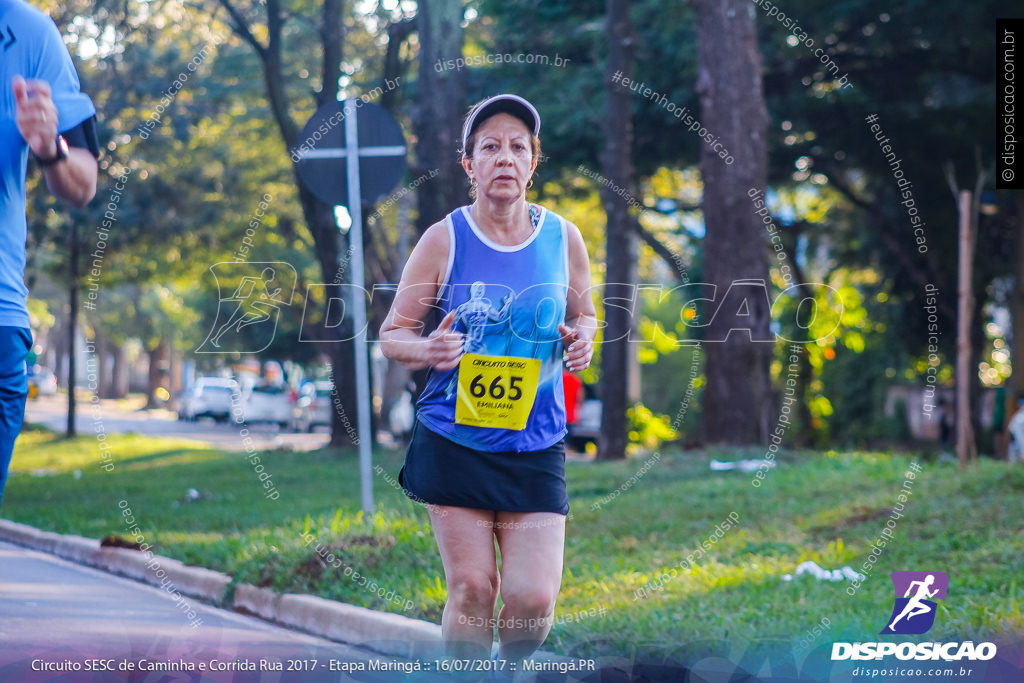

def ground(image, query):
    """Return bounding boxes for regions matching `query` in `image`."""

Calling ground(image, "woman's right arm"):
[379,222,465,371]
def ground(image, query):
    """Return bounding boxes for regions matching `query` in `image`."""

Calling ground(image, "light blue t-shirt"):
[416,205,570,452]
[1,0,96,327]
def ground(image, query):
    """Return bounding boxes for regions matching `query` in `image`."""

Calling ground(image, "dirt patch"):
[824,506,894,531]
[292,553,328,583]
[100,534,144,550]
[330,534,396,552]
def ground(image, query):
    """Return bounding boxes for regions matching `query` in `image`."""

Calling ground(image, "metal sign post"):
[344,99,374,515]
[296,99,407,515]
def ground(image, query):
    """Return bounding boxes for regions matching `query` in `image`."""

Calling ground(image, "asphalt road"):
[24,395,334,452]
[0,541,414,682]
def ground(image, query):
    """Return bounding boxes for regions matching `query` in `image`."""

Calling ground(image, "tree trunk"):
[969,294,985,457]
[955,191,974,468]
[146,341,168,409]
[404,0,466,404]
[167,341,179,397]
[694,0,773,445]
[219,0,363,448]
[1008,191,1024,450]
[95,333,110,399]
[309,0,361,448]
[308,195,359,449]
[382,18,416,113]
[380,357,411,436]
[54,316,65,390]
[111,343,129,399]
[786,223,815,445]
[67,222,78,437]
[412,0,467,234]
[596,0,637,461]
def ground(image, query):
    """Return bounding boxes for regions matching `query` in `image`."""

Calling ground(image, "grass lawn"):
[3,424,1021,660]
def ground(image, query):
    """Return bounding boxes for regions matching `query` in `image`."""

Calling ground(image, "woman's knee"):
[500,582,557,617]
[447,569,499,611]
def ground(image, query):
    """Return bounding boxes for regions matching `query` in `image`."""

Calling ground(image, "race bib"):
[455,353,541,431]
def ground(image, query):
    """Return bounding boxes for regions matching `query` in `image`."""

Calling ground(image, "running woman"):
[380,94,596,660]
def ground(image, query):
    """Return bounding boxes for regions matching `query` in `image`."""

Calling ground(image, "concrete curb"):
[0,518,442,658]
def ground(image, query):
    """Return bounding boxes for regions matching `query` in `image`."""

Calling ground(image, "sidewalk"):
[0,520,441,658]
[0,540,379,681]
[0,519,587,682]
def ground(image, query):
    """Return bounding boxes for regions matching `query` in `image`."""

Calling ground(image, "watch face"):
[36,136,68,165]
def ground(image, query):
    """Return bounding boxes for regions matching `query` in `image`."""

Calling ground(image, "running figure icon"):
[210,267,284,348]
[887,574,939,631]
[443,281,512,399]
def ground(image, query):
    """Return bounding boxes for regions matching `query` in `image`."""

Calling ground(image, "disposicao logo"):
[880,571,948,635]
[831,570,997,663]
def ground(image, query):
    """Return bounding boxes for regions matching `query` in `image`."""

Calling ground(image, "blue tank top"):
[416,205,569,452]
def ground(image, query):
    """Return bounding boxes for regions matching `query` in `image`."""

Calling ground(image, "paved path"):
[0,541,420,682]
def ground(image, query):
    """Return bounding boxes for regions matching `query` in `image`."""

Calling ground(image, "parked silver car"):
[242,383,293,428]
[178,377,240,423]
[293,381,334,432]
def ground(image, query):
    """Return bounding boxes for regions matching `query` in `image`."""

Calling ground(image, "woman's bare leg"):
[428,505,500,658]
[493,511,565,660]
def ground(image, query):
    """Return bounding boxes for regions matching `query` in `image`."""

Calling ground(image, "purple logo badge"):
[880,571,949,635]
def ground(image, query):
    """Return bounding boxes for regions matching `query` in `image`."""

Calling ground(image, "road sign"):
[295,100,406,208]
[294,100,408,515]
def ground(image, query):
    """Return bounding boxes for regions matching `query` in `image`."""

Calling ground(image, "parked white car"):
[242,383,293,427]
[388,390,414,440]
[293,381,334,432]
[568,398,602,451]
[179,377,240,423]
[1008,403,1024,463]
[29,366,58,397]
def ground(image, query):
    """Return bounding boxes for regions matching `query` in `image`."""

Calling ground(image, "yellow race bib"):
[454,353,541,431]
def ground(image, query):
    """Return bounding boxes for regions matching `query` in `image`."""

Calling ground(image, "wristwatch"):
[33,135,69,167]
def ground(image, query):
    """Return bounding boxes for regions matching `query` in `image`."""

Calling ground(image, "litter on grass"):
[782,560,865,582]
[710,459,774,472]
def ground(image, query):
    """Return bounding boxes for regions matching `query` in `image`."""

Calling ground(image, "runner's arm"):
[560,222,597,372]
[380,222,464,370]
[13,79,98,207]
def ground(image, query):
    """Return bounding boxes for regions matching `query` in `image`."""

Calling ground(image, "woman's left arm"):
[559,222,598,372]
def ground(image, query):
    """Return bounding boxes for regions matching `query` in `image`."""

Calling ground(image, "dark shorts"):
[0,326,32,507]
[399,420,569,515]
